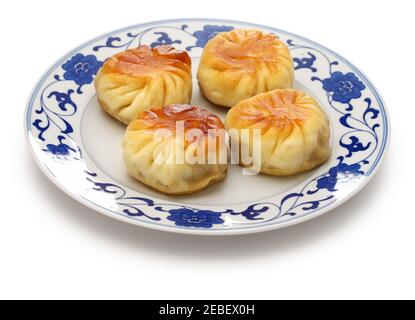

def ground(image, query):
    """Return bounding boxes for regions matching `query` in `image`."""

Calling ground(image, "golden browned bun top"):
[206,29,289,72]
[226,89,326,131]
[102,45,191,77]
[128,104,225,134]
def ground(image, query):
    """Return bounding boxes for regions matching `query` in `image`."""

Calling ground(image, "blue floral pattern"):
[165,209,224,228]
[27,20,388,232]
[322,72,366,104]
[62,53,103,87]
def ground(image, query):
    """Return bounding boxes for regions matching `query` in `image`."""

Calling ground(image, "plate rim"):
[24,18,391,236]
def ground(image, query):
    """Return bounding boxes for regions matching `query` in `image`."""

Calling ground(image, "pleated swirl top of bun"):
[225,89,331,176]
[197,29,294,107]
[123,105,227,195]
[95,45,192,125]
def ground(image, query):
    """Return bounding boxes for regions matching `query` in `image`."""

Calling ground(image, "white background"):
[1,0,414,300]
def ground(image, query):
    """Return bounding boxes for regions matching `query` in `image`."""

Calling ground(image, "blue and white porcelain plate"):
[25,19,390,235]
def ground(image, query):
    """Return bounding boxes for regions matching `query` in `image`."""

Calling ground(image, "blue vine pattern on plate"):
[44,136,77,157]
[30,24,383,229]
[92,24,234,53]
[150,32,182,48]
[33,53,103,159]
[293,52,317,72]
